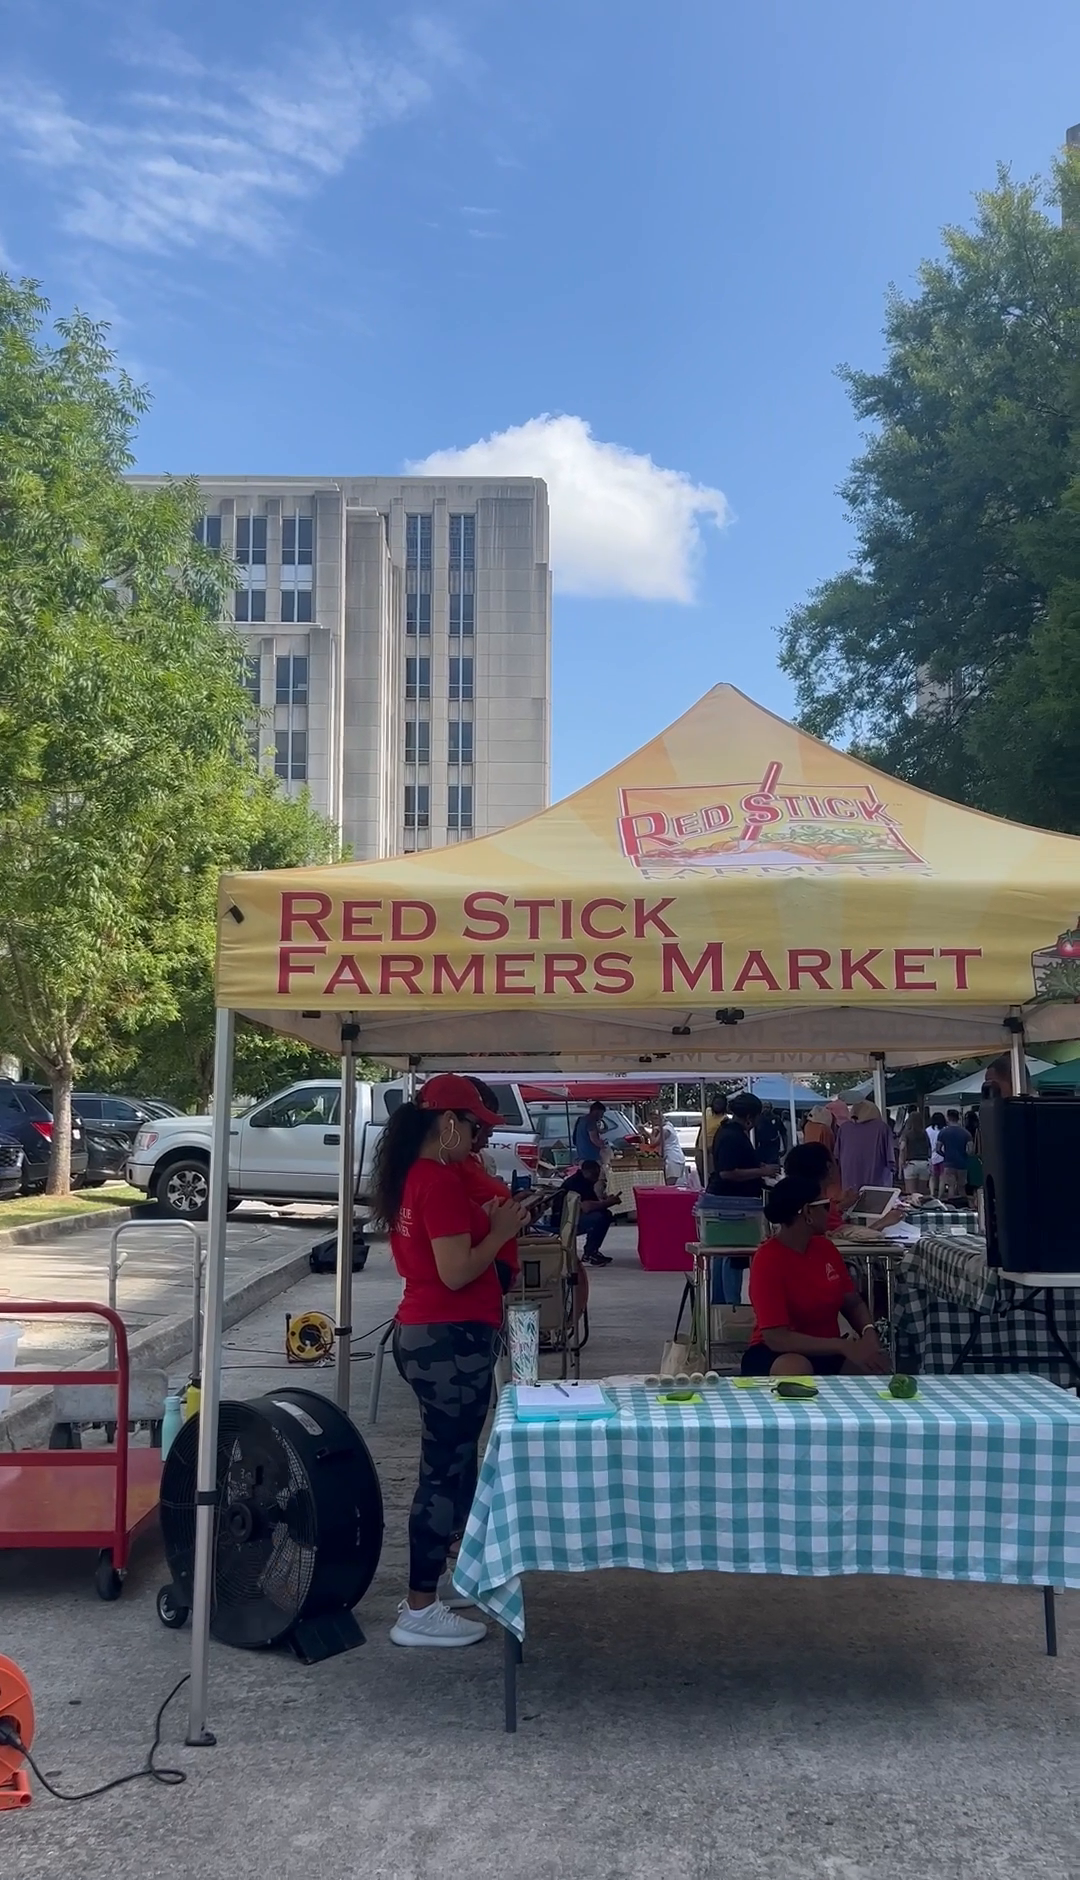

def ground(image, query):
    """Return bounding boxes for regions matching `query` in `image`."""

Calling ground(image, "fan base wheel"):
[156,1584,190,1629]
[94,1553,123,1601]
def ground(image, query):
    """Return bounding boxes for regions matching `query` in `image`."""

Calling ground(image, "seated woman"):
[741,1174,890,1377]
[784,1141,906,1238]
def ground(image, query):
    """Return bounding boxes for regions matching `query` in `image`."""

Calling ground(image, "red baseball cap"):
[417,1073,500,1125]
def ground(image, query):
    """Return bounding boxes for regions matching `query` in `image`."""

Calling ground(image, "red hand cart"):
[0,1303,162,1599]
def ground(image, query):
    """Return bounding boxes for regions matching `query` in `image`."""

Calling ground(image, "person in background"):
[572,1100,608,1166]
[370,1074,528,1649]
[803,1105,836,1153]
[709,1091,779,1305]
[927,1112,945,1197]
[551,1158,615,1265]
[938,1108,973,1200]
[898,1107,932,1195]
[784,1141,905,1237]
[755,1101,786,1167]
[740,1175,889,1377]
[836,1100,896,1193]
[457,1075,520,1291]
[695,1094,728,1183]
[658,1114,686,1184]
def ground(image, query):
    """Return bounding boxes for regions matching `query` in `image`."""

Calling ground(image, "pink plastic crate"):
[634,1186,698,1271]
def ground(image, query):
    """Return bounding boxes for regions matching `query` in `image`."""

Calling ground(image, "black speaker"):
[980,1098,1080,1280]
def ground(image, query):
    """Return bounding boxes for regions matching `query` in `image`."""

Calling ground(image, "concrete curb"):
[0,1243,313,1451]
[0,1204,133,1248]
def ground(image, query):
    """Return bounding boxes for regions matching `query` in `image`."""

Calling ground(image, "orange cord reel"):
[0,1655,34,1808]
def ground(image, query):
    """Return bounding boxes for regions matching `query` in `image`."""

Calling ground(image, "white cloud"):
[413,414,730,602]
[0,24,457,256]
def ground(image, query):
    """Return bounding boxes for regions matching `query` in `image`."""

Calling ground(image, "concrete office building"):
[129,475,552,858]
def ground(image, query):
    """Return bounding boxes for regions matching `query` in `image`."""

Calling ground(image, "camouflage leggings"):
[392,1321,496,1593]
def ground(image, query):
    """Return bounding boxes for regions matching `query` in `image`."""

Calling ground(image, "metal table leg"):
[1044,1586,1058,1657]
[367,1321,395,1425]
[503,1626,522,1732]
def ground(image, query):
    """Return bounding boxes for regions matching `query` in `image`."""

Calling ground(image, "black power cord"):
[0,1674,189,1801]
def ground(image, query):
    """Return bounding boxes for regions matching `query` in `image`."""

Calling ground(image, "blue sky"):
[1,0,1078,796]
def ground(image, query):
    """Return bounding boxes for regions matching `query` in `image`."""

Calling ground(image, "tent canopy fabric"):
[929,1058,1052,1100]
[216,686,1080,1070]
[1033,1060,1080,1091]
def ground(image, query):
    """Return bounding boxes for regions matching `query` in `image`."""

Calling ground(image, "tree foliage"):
[779,156,1080,829]
[0,278,257,1187]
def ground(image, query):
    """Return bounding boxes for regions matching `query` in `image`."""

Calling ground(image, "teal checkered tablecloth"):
[452,1376,1080,1637]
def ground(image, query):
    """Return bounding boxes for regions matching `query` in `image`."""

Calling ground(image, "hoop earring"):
[438,1117,455,1164]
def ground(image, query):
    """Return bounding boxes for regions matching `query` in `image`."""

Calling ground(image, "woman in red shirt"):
[741,1174,888,1377]
[370,1074,528,1649]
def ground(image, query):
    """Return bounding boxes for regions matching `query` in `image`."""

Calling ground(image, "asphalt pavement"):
[0,1201,333,1372]
[3,1228,1078,1880]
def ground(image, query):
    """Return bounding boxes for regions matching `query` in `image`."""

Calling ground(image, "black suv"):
[65,1092,179,1181]
[0,1082,89,1191]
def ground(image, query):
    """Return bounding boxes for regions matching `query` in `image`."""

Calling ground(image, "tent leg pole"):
[787,1087,798,1150]
[186,1007,235,1748]
[871,1053,888,1116]
[334,1022,359,1415]
[1007,1018,1025,1098]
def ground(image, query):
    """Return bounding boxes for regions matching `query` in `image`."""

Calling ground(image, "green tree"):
[779,156,1080,828]
[0,278,253,1190]
[77,782,378,1111]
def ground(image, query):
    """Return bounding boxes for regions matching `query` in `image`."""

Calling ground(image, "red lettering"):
[380,955,424,996]
[323,955,373,995]
[593,952,635,994]
[634,897,677,939]
[277,944,326,993]
[840,947,885,991]
[280,892,332,943]
[938,947,982,991]
[662,942,725,994]
[618,811,667,862]
[560,900,574,940]
[894,948,937,992]
[544,952,588,995]
[580,898,627,940]
[494,953,536,996]
[513,899,557,941]
[821,798,856,819]
[739,793,782,825]
[857,795,895,825]
[342,900,382,942]
[391,900,437,942]
[788,948,832,990]
[463,892,510,941]
[432,954,485,995]
[733,950,782,993]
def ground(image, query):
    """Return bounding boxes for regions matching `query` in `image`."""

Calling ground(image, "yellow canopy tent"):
[185,686,1080,1742]
[216,685,1080,1068]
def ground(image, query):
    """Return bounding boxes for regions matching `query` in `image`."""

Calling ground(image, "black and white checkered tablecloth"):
[892,1234,1080,1385]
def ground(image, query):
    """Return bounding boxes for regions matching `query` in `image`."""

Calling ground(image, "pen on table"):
[554,1383,570,1397]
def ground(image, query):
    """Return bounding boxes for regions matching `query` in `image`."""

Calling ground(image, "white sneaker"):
[390,1598,487,1649]
[437,1570,476,1610]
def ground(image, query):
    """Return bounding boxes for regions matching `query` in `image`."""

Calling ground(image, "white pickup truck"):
[125,1076,543,1220]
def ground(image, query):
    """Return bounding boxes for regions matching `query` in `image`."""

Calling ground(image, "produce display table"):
[453,1375,1080,1728]
[892,1234,1080,1384]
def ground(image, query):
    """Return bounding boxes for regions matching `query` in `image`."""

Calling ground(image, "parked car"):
[0,1132,25,1201]
[127,1075,543,1220]
[0,1082,89,1191]
[527,1104,643,1165]
[664,1110,704,1153]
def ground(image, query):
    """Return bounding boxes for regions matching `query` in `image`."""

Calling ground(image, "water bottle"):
[161,1392,184,1457]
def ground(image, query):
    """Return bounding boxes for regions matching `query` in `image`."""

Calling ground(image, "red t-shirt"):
[748,1234,854,1347]
[391,1160,502,1327]
[456,1155,519,1278]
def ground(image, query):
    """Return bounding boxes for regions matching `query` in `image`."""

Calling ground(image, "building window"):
[405,514,432,570]
[404,784,430,830]
[194,513,221,549]
[448,719,473,765]
[282,515,313,566]
[235,515,267,565]
[404,720,430,765]
[276,654,308,706]
[406,590,432,635]
[448,784,473,833]
[449,513,475,571]
[449,656,473,701]
[448,589,474,636]
[274,730,307,782]
[242,655,262,708]
[234,575,266,624]
[281,587,314,624]
[406,657,430,701]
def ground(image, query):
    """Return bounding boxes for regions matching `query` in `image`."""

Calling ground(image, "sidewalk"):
[3,1227,1078,1880]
